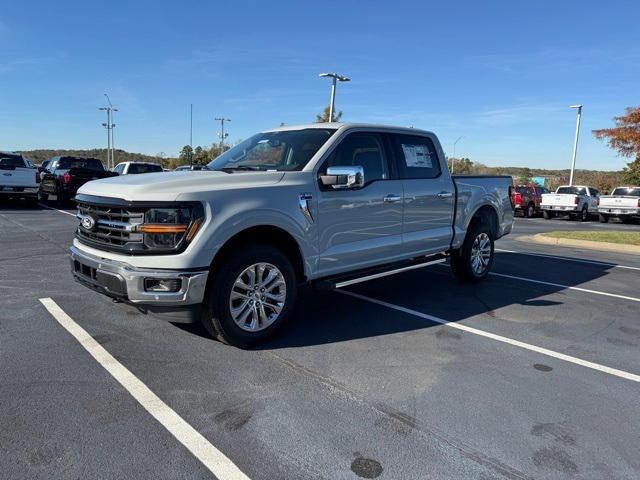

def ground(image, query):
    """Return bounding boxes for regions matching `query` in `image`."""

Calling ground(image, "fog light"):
[144,278,181,293]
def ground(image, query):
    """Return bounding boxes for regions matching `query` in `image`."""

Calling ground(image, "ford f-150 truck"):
[69,123,514,347]
[0,152,39,206]
[597,186,640,223]
[540,185,600,221]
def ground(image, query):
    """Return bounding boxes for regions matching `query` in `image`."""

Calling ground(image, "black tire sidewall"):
[203,244,297,348]
[451,223,495,283]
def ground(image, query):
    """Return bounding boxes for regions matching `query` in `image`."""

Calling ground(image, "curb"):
[517,234,640,256]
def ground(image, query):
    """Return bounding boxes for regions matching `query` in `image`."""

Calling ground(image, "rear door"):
[315,131,404,275]
[388,133,455,256]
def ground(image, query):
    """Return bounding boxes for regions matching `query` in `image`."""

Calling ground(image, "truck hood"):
[77,170,286,202]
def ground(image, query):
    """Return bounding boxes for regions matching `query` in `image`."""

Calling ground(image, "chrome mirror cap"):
[320,166,364,189]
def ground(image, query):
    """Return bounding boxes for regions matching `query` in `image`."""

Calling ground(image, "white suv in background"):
[113,162,163,175]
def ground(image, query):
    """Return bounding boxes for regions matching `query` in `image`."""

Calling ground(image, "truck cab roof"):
[264,122,436,137]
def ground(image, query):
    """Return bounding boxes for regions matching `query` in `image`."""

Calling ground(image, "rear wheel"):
[526,203,535,218]
[56,187,67,206]
[543,210,552,220]
[579,205,589,222]
[450,222,494,283]
[201,244,297,348]
[38,190,48,202]
[598,213,609,223]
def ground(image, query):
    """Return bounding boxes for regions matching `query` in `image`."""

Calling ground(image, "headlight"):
[138,205,204,251]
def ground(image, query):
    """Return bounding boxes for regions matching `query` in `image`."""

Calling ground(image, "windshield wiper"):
[218,165,264,172]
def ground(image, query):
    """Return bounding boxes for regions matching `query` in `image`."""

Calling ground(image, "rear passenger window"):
[391,134,441,179]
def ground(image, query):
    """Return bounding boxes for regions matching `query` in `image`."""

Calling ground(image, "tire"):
[543,210,552,220]
[450,222,495,283]
[598,214,609,223]
[620,216,632,224]
[38,190,48,202]
[200,244,297,348]
[525,203,535,218]
[56,187,67,206]
[579,205,589,222]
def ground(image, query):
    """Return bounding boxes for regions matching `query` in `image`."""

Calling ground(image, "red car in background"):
[512,184,550,217]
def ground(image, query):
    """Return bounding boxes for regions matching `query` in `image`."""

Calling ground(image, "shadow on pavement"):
[172,251,617,349]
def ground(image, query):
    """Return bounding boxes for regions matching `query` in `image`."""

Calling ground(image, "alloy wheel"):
[229,262,286,332]
[470,233,492,275]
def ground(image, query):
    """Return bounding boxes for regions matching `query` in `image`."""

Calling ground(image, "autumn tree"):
[593,106,640,185]
[315,106,342,123]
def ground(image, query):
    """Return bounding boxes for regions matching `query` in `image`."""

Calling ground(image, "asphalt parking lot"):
[1,201,639,479]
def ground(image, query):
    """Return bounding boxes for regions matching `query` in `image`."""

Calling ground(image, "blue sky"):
[1,0,639,170]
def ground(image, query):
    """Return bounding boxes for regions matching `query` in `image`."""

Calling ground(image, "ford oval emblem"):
[80,215,97,231]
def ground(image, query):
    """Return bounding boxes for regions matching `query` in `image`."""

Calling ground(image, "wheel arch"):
[209,225,307,283]
[468,204,499,239]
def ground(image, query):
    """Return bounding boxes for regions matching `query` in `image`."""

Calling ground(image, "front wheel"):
[201,244,297,348]
[450,223,495,283]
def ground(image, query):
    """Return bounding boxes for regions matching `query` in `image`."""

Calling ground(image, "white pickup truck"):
[597,186,640,223]
[540,185,600,221]
[0,152,39,206]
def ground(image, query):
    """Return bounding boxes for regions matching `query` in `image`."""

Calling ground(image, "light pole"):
[568,104,582,186]
[215,117,230,155]
[319,72,350,122]
[451,136,463,174]
[99,107,111,168]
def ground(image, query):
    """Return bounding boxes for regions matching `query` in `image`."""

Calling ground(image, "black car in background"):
[39,156,118,205]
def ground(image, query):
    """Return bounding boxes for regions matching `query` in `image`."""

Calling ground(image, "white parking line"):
[489,271,640,303]
[495,248,640,272]
[39,298,251,480]
[338,290,640,383]
[38,203,76,217]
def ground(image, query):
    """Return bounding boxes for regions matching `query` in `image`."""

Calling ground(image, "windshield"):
[208,128,336,172]
[557,186,586,195]
[128,163,163,174]
[612,187,640,196]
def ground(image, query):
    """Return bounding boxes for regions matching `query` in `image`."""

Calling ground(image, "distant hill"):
[18,148,176,167]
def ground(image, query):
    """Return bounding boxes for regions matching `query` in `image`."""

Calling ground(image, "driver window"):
[325,132,389,184]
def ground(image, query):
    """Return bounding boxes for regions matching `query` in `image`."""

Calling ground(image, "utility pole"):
[451,136,463,174]
[190,104,193,166]
[215,117,230,154]
[569,104,582,186]
[319,72,350,122]
[99,94,117,169]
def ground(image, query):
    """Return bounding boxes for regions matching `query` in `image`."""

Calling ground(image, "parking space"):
[2,203,640,479]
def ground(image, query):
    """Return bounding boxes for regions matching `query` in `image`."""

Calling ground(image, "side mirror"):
[320,166,364,190]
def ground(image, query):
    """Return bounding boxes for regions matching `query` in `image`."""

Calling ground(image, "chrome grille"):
[76,201,145,249]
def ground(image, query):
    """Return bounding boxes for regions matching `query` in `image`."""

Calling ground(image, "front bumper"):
[69,245,208,306]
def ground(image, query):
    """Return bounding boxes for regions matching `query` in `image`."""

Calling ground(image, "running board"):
[314,253,447,290]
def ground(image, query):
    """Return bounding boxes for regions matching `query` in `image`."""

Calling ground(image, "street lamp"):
[319,72,350,122]
[451,136,463,174]
[568,104,583,186]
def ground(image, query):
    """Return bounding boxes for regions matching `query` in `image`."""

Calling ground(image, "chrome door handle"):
[437,191,453,199]
[383,194,402,203]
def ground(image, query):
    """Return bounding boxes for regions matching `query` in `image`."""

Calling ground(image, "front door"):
[315,131,404,276]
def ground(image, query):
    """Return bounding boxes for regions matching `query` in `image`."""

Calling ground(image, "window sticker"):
[402,144,433,168]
